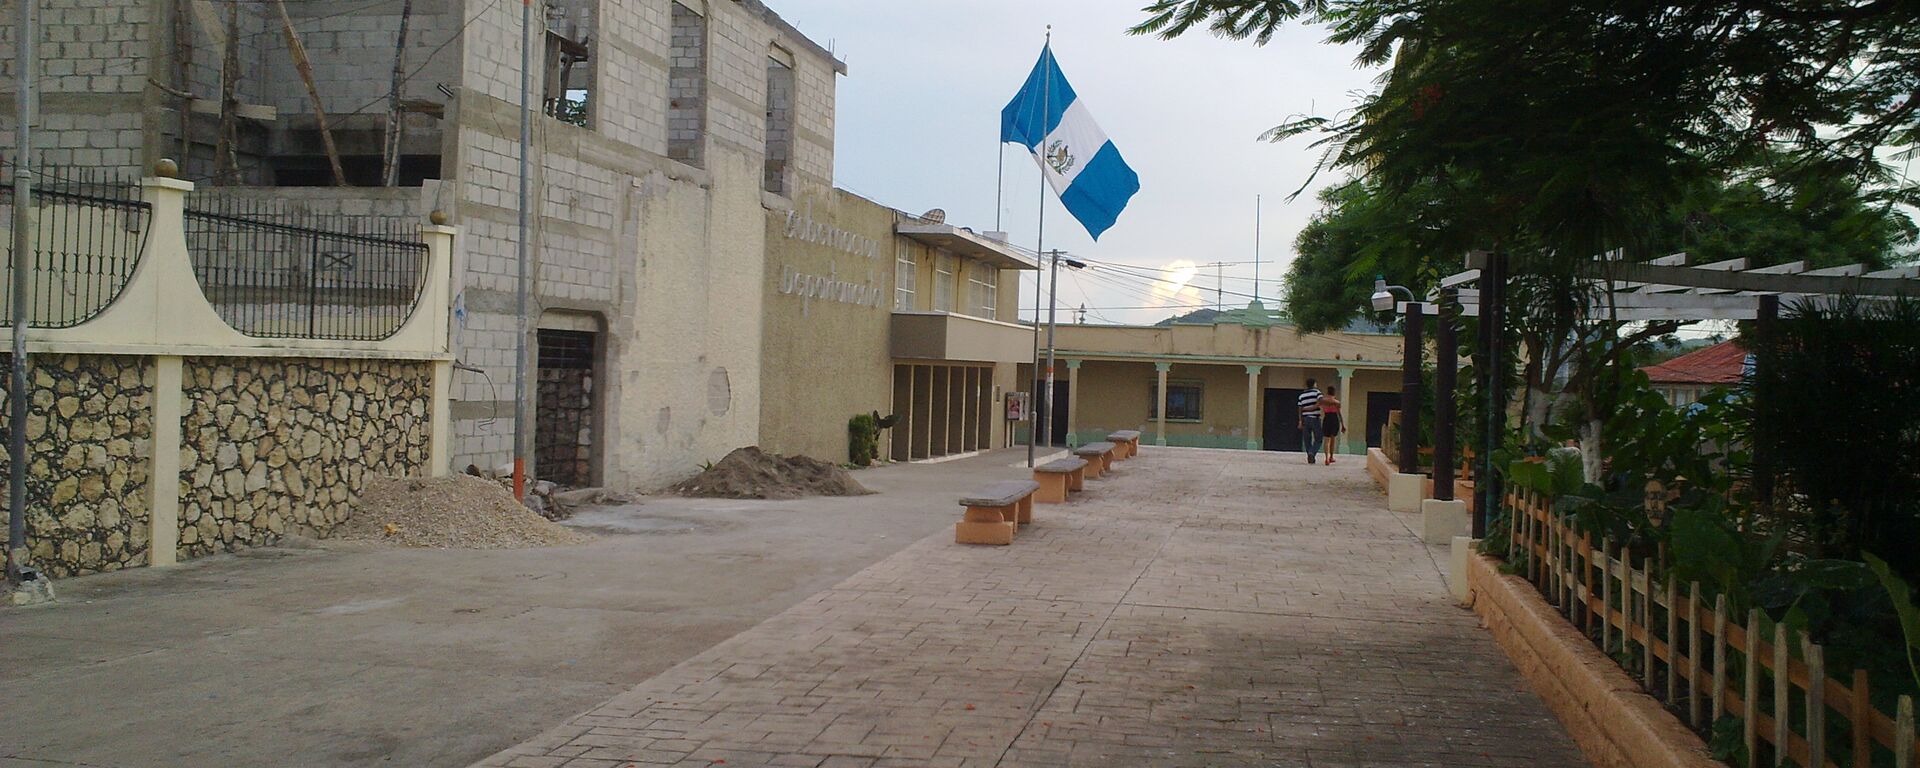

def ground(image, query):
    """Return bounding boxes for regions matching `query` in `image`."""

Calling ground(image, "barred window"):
[1148,380,1203,421]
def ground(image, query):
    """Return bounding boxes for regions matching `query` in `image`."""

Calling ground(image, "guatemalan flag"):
[1000,44,1140,240]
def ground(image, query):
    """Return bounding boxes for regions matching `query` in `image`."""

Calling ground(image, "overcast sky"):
[772,0,1381,325]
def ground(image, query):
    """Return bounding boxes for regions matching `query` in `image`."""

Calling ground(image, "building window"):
[968,266,998,320]
[667,2,708,166]
[542,2,595,128]
[894,242,916,311]
[933,253,955,312]
[1148,380,1203,421]
[764,50,795,195]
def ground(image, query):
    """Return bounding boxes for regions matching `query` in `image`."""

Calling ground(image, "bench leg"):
[1016,495,1033,524]
[1033,473,1068,503]
[957,505,1015,545]
[1068,469,1084,493]
[1082,460,1101,480]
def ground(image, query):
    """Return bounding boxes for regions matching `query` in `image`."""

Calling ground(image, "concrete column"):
[1154,361,1171,447]
[429,359,452,477]
[1065,359,1081,448]
[1243,364,1262,450]
[1337,366,1355,455]
[148,355,183,567]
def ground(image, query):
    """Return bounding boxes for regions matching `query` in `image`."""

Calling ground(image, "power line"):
[1082,262,1273,304]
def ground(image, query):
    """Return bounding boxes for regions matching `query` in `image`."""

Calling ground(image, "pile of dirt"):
[339,475,595,549]
[671,446,874,500]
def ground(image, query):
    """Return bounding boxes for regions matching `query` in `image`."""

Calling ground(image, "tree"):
[1140,0,1920,476]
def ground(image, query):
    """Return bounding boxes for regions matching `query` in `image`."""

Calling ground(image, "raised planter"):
[1464,552,1719,768]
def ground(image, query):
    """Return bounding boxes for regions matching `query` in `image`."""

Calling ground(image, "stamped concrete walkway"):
[479,448,1586,768]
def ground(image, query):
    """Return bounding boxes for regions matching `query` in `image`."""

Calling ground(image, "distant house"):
[1640,340,1746,406]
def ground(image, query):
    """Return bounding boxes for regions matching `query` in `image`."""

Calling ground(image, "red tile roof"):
[1640,340,1746,385]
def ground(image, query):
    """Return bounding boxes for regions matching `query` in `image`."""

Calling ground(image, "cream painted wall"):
[759,190,896,462]
[1065,359,1402,452]
[605,148,772,485]
[1053,323,1402,366]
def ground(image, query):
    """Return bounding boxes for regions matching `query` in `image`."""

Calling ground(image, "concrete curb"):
[1465,552,1721,768]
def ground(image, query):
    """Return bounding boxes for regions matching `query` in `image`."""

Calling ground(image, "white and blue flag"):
[1001,44,1139,240]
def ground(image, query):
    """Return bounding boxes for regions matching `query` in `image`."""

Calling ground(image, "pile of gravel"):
[671,446,873,500]
[340,475,595,549]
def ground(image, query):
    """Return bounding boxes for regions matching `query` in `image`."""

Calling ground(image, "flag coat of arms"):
[1000,44,1140,240]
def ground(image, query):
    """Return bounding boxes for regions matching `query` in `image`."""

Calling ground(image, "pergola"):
[1390,251,1920,536]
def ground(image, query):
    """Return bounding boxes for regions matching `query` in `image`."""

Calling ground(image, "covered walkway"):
[480,448,1585,768]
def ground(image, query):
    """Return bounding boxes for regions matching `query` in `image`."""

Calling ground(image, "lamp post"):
[1371,277,1420,472]
[1433,288,1457,502]
[1040,250,1085,449]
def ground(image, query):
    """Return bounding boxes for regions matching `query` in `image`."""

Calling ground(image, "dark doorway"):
[1366,391,1401,449]
[1048,379,1070,446]
[536,329,597,487]
[1262,388,1305,451]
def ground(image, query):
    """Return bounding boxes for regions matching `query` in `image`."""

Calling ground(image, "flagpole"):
[1253,194,1261,304]
[994,143,1004,233]
[1027,26,1050,469]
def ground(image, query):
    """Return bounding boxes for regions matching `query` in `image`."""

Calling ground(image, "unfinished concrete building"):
[2,0,845,487]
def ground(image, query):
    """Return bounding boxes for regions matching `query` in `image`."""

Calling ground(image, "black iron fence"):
[184,192,428,341]
[0,164,152,328]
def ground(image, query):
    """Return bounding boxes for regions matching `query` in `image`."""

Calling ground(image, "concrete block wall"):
[763,56,793,194]
[443,0,844,488]
[590,0,669,153]
[0,0,156,175]
[666,1,706,166]
[260,0,463,123]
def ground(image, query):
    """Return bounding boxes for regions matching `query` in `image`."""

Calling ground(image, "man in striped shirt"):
[1298,379,1323,465]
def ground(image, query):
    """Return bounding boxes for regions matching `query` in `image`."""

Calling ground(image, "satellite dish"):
[920,208,946,224]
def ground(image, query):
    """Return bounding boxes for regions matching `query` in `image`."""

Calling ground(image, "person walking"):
[1297,379,1322,465]
[1318,389,1344,464]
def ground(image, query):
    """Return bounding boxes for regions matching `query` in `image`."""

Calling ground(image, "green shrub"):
[847,411,900,467]
[848,414,878,467]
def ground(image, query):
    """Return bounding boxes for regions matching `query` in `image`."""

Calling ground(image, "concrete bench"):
[1107,430,1142,459]
[1032,457,1088,503]
[1074,442,1117,479]
[955,479,1040,545]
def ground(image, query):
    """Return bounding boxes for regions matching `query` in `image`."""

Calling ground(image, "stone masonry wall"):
[0,354,155,578]
[177,357,433,559]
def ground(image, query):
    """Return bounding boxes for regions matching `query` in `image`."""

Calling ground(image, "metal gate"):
[535,329,596,487]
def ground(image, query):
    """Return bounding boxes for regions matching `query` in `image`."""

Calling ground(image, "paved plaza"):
[480,448,1586,768]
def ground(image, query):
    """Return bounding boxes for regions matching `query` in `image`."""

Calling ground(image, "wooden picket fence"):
[1505,486,1920,768]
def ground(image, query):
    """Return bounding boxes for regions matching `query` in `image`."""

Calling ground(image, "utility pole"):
[1195,261,1233,311]
[1041,250,1063,449]
[512,0,534,499]
[9,0,36,585]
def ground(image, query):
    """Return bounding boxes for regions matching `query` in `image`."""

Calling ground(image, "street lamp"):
[1374,275,1423,472]
[1041,251,1085,450]
[1371,275,1413,313]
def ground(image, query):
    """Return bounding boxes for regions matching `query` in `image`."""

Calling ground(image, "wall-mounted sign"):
[1005,391,1029,421]
[783,199,879,260]
[778,263,885,316]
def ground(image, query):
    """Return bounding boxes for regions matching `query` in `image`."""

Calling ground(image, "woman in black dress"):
[1318,391,1344,464]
